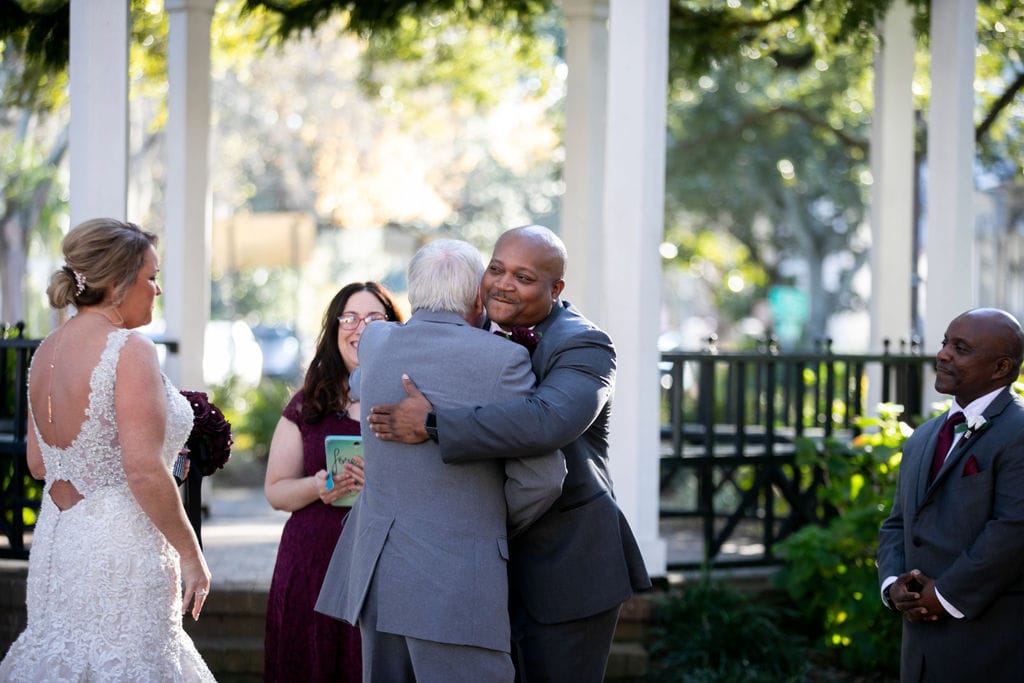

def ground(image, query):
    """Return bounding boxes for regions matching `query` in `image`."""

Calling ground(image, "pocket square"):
[962,454,979,477]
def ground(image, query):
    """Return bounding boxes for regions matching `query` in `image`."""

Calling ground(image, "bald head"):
[957,308,1024,369]
[936,307,1024,404]
[496,225,567,282]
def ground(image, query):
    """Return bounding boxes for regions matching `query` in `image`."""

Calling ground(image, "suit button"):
[912,537,922,547]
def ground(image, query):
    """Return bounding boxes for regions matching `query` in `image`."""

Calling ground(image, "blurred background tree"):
[660,0,1024,349]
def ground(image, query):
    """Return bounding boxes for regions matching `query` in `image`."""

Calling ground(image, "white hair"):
[407,239,484,315]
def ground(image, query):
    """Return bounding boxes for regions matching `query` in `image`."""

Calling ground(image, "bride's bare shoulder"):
[115,332,161,380]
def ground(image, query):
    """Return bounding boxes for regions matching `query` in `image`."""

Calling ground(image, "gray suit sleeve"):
[437,326,614,462]
[483,344,566,535]
[504,450,567,538]
[877,451,910,585]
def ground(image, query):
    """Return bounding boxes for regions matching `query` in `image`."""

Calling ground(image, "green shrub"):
[212,376,296,462]
[773,403,911,676]
[647,578,808,683]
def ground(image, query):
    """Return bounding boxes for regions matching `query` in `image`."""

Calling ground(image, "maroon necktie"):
[928,412,966,484]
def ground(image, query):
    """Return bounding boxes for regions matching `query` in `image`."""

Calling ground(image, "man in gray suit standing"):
[878,307,1024,681]
[369,225,652,682]
[314,239,566,682]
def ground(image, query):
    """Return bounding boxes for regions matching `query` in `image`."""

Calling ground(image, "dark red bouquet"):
[180,390,233,476]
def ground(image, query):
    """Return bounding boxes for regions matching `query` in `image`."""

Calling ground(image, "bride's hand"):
[181,553,212,621]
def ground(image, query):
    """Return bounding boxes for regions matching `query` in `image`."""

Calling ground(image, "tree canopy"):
[241,0,552,38]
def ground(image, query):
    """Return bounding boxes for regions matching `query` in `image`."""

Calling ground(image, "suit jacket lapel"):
[529,302,564,371]
[924,387,1015,495]
[535,301,563,337]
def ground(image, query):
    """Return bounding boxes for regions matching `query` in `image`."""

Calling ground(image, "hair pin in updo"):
[67,266,86,296]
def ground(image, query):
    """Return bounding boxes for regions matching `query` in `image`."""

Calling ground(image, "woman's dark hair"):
[300,282,402,423]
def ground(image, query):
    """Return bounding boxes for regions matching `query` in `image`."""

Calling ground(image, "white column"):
[923,0,977,351]
[869,0,915,353]
[164,0,215,389]
[560,0,609,324]
[603,0,669,578]
[867,1,916,412]
[69,0,129,224]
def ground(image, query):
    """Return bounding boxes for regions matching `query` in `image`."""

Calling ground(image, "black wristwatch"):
[425,412,439,443]
[883,584,894,609]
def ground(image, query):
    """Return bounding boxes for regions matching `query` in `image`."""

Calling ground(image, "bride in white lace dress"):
[0,219,215,682]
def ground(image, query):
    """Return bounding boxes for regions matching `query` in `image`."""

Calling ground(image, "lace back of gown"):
[0,329,215,682]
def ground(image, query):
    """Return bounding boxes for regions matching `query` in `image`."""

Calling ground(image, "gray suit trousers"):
[360,575,515,683]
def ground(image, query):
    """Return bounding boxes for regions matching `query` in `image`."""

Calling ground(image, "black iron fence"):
[0,324,39,560]
[659,339,933,570]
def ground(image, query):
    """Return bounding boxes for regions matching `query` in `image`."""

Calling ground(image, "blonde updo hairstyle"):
[47,218,159,310]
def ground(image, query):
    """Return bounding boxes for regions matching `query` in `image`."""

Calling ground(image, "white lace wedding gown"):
[0,329,215,682]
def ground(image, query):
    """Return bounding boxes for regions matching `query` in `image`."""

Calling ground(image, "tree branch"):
[976,69,1024,144]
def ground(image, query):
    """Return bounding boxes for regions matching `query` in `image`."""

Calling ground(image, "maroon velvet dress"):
[264,391,361,682]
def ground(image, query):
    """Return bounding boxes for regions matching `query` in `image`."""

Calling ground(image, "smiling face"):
[481,230,565,328]
[935,309,1022,406]
[337,290,388,372]
[114,246,161,329]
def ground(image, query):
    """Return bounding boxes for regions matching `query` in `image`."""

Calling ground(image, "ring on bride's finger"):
[197,590,209,597]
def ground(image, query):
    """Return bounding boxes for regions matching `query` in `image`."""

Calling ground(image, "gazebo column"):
[868,0,916,412]
[923,0,977,350]
[603,0,669,578]
[164,0,216,389]
[869,0,915,352]
[69,0,129,224]
[560,0,609,320]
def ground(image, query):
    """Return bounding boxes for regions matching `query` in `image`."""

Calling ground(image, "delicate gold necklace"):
[84,307,125,328]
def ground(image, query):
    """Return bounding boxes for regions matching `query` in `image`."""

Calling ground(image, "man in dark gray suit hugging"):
[370,225,652,682]
[315,239,566,682]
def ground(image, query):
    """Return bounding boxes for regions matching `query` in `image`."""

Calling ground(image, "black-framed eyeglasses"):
[338,312,388,330]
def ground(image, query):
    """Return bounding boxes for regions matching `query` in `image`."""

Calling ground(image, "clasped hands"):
[889,569,946,622]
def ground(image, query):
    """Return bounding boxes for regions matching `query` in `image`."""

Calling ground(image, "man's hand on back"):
[368,374,433,444]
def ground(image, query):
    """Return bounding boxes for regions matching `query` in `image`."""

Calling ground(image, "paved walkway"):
[201,485,287,589]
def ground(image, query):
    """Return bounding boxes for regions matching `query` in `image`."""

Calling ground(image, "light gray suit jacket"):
[314,309,565,652]
[878,386,1024,681]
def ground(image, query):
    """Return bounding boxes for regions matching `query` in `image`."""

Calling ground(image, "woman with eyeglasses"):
[263,281,403,683]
